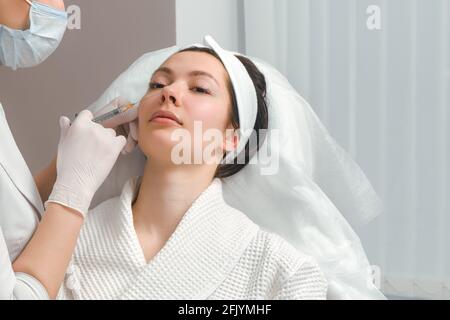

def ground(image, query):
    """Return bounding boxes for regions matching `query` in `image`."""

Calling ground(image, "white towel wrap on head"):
[201,35,258,164]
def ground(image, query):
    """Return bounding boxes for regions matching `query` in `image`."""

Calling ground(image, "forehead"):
[158,51,229,85]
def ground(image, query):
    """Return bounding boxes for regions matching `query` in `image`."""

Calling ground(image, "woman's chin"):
[139,134,182,159]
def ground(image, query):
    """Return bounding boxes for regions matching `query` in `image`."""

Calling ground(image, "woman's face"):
[137,51,237,164]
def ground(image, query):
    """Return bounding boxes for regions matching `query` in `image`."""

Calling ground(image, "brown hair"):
[177,46,269,178]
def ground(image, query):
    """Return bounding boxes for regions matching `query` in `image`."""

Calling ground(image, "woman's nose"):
[161,84,181,106]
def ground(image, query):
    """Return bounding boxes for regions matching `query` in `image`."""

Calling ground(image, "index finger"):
[75,109,94,123]
[100,104,139,128]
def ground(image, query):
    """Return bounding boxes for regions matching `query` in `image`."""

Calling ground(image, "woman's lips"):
[149,110,183,127]
[150,116,183,127]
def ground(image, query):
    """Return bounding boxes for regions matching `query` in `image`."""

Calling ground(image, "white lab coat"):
[0,102,49,299]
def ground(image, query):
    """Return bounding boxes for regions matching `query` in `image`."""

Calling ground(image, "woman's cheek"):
[138,96,157,121]
[186,102,222,128]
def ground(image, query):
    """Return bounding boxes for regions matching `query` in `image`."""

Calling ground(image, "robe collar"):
[68,176,259,300]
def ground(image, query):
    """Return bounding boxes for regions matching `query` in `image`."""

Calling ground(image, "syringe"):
[92,102,137,123]
[73,102,138,124]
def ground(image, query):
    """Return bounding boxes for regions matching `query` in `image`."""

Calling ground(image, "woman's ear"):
[222,124,239,153]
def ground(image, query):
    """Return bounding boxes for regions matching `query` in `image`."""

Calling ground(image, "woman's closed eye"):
[149,82,165,90]
[149,82,211,95]
[191,86,211,94]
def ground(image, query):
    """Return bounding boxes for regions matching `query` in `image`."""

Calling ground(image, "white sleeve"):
[0,226,15,299]
[273,257,328,300]
[0,227,49,300]
[11,273,50,300]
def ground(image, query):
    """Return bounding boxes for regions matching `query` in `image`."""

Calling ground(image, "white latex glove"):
[92,97,139,155]
[45,110,127,217]
[118,118,139,155]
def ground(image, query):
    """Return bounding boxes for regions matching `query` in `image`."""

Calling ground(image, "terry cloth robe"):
[57,177,327,300]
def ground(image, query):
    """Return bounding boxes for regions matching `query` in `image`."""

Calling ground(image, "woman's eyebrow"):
[152,67,220,86]
[189,71,220,86]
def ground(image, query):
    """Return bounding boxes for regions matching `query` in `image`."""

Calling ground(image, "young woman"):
[56,45,328,300]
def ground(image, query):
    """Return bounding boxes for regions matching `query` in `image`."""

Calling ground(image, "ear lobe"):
[223,129,239,152]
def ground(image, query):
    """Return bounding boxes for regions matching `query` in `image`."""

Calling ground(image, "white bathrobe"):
[57,177,327,300]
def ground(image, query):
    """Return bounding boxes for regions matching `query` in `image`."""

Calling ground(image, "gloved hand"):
[92,97,139,155]
[45,110,127,218]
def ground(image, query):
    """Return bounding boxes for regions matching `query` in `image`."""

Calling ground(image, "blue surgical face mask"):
[0,1,68,70]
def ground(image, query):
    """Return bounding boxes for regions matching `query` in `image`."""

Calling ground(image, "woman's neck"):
[131,159,216,240]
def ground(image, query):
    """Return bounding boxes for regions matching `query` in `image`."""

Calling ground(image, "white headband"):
[192,35,259,164]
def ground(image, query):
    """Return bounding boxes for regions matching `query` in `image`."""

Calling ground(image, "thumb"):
[58,116,71,144]
[76,109,94,123]
[129,120,138,141]
[122,133,138,155]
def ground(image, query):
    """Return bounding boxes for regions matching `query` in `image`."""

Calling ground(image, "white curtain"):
[243,0,450,299]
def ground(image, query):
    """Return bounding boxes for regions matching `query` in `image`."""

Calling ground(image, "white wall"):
[243,0,450,299]
[176,0,244,52]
